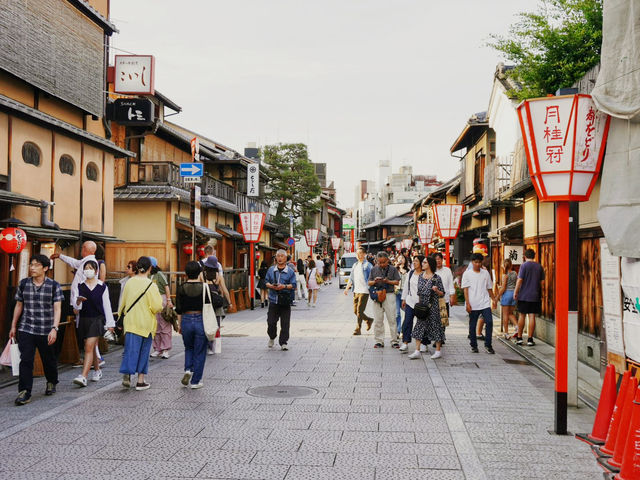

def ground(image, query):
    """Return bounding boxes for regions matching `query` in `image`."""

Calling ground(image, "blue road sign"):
[286,237,295,247]
[180,162,204,177]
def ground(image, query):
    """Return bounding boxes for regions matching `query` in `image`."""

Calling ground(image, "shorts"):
[500,290,516,307]
[78,316,104,341]
[517,300,541,314]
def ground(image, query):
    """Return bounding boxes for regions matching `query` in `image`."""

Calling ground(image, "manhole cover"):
[246,385,319,398]
[221,334,248,337]
[503,358,530,365]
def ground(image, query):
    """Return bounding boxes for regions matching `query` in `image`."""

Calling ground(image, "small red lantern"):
[197,245,206,258]
[256,252,261,259]
[0,227,27,254]
[182,243,193,256]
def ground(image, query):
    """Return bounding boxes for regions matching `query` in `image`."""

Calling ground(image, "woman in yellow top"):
[118,256,163,390]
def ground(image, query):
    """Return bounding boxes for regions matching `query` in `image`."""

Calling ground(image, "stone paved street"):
[0,286,602,479]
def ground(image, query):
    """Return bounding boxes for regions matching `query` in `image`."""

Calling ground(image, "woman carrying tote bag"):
[118,256,163,391]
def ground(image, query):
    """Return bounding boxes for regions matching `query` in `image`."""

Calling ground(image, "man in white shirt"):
[434,252,455,308]
[461,253,497,354]
[344,248,374,335]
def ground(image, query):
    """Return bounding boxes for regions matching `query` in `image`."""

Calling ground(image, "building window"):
[59,155,75,176]
[22,142,41,167]
[86,162,99,182]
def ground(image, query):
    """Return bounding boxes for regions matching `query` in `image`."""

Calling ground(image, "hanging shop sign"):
[114,55,155,95]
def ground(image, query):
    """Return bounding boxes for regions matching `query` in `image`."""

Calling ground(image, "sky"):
[110,0,534,209]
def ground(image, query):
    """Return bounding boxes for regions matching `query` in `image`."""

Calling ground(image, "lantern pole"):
[555,201,570,434]
[249,241,255,310]
[444,239,450,267]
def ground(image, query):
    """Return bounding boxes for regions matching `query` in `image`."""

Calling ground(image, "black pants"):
[267,303,291,346]
[18,331,58,394]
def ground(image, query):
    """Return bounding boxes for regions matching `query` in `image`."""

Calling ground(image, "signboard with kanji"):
[114,55,155,95]
[503,245,523,265]
[344,241,352,252]
[401,239,413,250]
[247,164,259,197]
[517,94,611,202]
[417,222,435,245]
[239,212,266,242]
[433,204,463,239]
[305,229,319,247]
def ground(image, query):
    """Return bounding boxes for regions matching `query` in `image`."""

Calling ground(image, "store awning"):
[175,217,222,239]
[383,237,398,246]
[82,231,124,243]
[22,226,80,241]
[273,241,289,250]
[216,224,244,240]
[363,239,385,247]
[0,190,43,207]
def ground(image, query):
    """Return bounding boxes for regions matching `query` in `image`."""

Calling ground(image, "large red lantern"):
[0,227,27,254]
[182,243,193,256]
[517,93,611,435]
[197,245,206,258]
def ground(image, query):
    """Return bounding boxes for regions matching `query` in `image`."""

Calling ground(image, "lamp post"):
[433,204,464,267]
[331,237,341,277]
[417,222,435,254]
[239,212,266,311]
[304,228,319,253]
[517,93,611,434]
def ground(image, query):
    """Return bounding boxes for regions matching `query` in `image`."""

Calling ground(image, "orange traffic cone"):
[614,393,640,480]
[594,371,632,458]
[598,381,639,472]
[576,364,618,446]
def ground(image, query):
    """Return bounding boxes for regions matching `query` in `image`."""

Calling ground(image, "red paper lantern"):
[182,243,193,256]
[197,245,206,258]
[0,227,27,254]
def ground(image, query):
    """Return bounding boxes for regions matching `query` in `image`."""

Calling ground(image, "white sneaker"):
[190,382,204,389]
[430,350,442,359]
[408,351,421,360]
[181,371,193,386]
[419,344,427,353]
[73,375,87,387]
[90,370,103,382]
[207,349,214,355]
[98,359,106,367]
[399,343,408,352]
[150,350,161,358]
[281,344,289,351]
[268,338,274,348]
[161,351,170,359]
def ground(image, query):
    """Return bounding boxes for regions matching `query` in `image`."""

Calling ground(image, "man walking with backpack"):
[369,252,401,348]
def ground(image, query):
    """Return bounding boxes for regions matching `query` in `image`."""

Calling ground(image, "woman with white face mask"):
[72,260,115,387]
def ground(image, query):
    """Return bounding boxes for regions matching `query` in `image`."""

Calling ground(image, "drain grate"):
[447,362,480,369]
[221,334,248,337]
[246,385,319,398]
[503,358,530,365]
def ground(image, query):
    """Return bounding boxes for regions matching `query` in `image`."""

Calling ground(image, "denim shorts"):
[500,290,516,307]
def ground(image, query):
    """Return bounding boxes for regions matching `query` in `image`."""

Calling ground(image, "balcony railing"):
[130,161,269,215]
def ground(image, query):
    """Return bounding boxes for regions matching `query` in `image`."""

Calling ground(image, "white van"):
[338,252,359,288]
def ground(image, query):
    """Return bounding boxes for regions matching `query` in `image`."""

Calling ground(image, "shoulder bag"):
[275,269,292,306]
[413,275,431,319]
[315,268,324,285]
[439,297,449,326]
[202,283,219,341]
[115,282,152,334]
[369,266,390,303]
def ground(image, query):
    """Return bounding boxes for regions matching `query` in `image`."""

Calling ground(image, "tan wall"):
[142,135,191,164]
[114,202,166,242]
[82,146,103,232]
[87,0,109,18]
[106,242,166,273]
[86,117,105,138]
[38,96,83,129]
[539,201,554,236]
[52,134,82,230]
[11,118,52,225]
[0,72,34,107]
[103,154,114,235]
[579,178,601,229]
[0,112,7,176]
[524,192,537,239]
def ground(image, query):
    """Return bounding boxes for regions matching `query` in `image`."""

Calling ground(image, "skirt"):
[78,315,104,341]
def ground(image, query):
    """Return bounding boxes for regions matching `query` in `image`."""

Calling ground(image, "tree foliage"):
[262,143,321,233]
[488,0,602,100]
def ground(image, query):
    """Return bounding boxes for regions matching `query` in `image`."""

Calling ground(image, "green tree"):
[262,143,321,233]
[489,0,602,100]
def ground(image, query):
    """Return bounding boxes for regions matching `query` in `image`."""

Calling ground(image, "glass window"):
[86,162,99,182]
[22,142,41,166]
[339,256,358,268]
[59,154,75,176]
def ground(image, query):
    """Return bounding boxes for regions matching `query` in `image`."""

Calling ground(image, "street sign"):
[190,185,201,227]
[183,176,201,183]
[180,163,203,177]
[286,237,295,247]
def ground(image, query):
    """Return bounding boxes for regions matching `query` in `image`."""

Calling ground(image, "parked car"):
[338,253,359,288]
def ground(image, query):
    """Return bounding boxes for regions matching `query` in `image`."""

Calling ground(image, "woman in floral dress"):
[408,256,445,360]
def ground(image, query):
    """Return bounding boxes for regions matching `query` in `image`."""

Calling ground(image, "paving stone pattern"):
[0,286,602,479]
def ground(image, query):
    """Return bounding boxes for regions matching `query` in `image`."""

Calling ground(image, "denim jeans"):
[395,294,403,334]
[469,307,493,348]
[181,313,208,384]
[120,332,153,375]
[401,304,415,344]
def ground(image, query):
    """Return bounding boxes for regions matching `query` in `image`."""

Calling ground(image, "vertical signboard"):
[247,164,259,197]
[600,238,625,372]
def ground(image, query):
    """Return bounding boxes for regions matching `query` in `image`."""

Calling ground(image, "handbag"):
[315,268,323,285]
[0,338,14,366]
[116,282,152,333]
[439,297,449,327]
[161,305,179,332]
[275,269,292,306]
[369,265,390,303]
[414,302,430,319]
[1,338,21,376]
[202,283,218,341]
[213,327,222,354]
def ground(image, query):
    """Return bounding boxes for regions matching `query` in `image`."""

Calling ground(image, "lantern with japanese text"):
[401,239,413,250]
[331,237,341,277]
[304,228,319,248]
[417,222,435,245]
[182,243,193,256]
[395,242,402,251]
[0,227,27,254]
[433,204,463,267]
[517,94,611,436]
[239,212,266,310]
[344,241,352,252]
